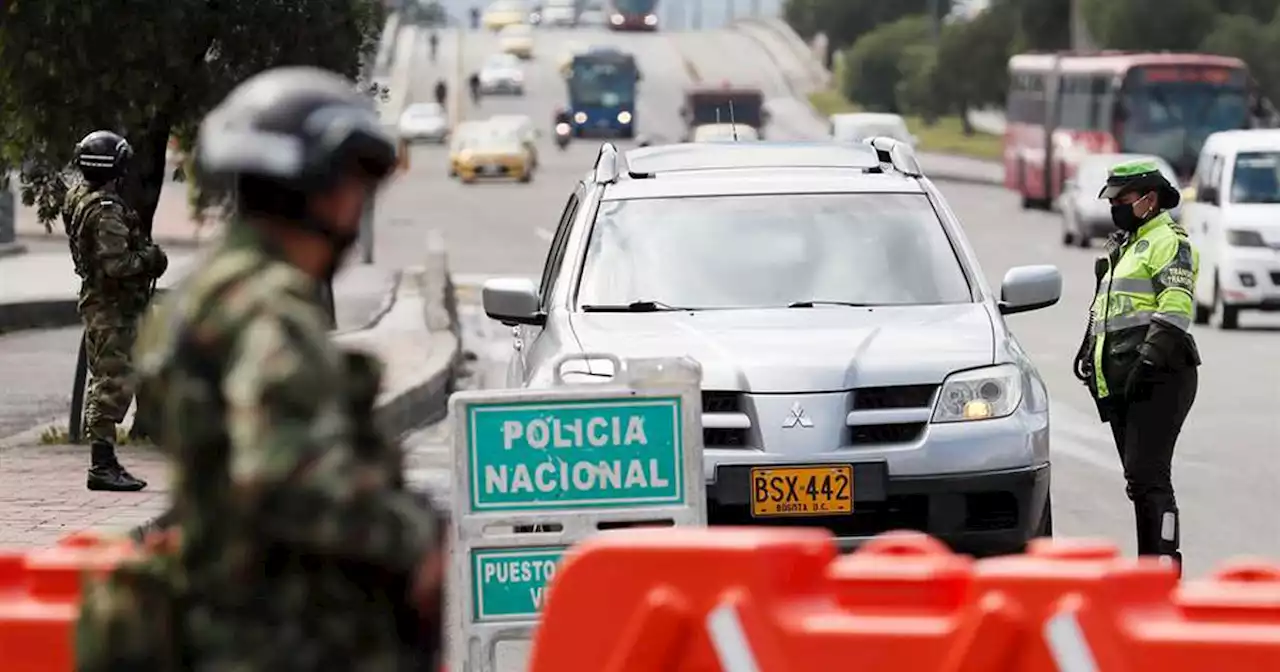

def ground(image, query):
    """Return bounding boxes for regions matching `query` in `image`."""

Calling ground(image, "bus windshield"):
[570,58,637,106]
[612,0,658,11]
[1121,67,1249,175]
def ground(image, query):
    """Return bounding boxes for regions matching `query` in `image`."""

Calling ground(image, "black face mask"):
[1110,203,1142,232]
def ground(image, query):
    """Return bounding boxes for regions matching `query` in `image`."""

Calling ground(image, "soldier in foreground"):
[130,67,447,668]
[64,130,166,492]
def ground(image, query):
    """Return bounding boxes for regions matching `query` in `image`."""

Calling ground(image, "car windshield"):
[1231,152,1280,203]
[570,60,637,106]
[576,193,971,309]
[835,121,908,142]
[470,132,522,152]
[694,125,757,141]
[502,25,531,36]
[486,54,519,68]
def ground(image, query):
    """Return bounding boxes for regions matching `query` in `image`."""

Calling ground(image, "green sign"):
[466,396,685,512]
[472,547,565,622]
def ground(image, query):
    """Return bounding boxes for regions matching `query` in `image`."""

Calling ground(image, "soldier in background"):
[132,66,446,668]
[64,130,167,492]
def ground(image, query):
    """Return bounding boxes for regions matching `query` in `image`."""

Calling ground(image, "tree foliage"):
[0,0,385,231]
[1201,12,1280,103]
[839,16,932,113]
[934,3,1018,113]
[784,0,950,51]
[1005,0,1071,51]
[1082,0,1218,52]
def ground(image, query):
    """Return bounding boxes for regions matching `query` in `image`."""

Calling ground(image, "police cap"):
[1098,158,1180,210]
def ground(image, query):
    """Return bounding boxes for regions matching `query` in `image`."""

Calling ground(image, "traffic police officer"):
[1074,159,1200,572]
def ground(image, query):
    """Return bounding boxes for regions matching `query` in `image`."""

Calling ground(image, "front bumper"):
[707,462,1051,557]
[1218,251,1280,309]
[458,161,528,180]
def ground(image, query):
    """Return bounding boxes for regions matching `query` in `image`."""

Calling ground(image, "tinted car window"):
[576,193,971,309]
[1230,151,1280,203]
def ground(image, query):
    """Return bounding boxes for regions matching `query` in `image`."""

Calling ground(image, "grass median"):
[808,90,1003,162]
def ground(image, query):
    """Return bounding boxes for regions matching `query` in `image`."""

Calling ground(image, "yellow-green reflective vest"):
[1090,212,1198,398]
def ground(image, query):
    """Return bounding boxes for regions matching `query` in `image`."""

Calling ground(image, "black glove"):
[1123,358,1157,401]
[147,245,169,277]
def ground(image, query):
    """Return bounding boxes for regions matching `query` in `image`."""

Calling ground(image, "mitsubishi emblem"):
[782,402,813,429]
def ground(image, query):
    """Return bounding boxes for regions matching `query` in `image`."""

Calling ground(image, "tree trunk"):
[960,104,975,136]
[121,118,172,443]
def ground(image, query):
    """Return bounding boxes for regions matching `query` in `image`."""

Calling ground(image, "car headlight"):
[931,364,1023,423]
[610,13,624,24]
[574,111,588,124]
[644,13,657,25]
[617,111,632,124]
[1228,229,1269,247]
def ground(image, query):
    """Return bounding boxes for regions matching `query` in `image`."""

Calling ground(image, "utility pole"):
[1069,0,1096,52]
[725,0,734,26]
[691,0,702,30]
[927,0,940,42]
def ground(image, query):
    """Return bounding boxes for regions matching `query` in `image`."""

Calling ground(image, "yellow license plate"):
[750,465,852,517]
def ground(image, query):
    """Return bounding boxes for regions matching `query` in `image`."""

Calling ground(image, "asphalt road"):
[381,20,1280,671]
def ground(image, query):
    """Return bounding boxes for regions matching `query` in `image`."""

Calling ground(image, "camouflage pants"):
[82,319,138,444]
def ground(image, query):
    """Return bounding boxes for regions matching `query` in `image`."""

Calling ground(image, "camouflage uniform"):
[64,180,164,445]
[133,221,443,669]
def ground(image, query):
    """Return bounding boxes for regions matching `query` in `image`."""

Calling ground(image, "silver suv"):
[481,140,1061,555]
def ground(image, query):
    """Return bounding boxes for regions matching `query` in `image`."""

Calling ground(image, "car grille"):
[852,384,936,409]
[1270,271,1280,286]
[850,422,926,444]
[702,391,748,448]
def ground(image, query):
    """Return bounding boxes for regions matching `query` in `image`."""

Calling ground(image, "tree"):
[840,16,932,113]
[1201,12,1280,103]
[1081,0,1218,52]
[895,44,943,123]
[0,0,386,233]
[989,0,1071,51]
[932,1,1019,123]
[784,0,951,52]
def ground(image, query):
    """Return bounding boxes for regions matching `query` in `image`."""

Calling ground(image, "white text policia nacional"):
[486,414,669,496]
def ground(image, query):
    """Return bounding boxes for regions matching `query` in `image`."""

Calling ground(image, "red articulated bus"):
[1005,52,1271,210]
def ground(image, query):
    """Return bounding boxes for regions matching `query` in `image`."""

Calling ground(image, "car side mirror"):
[482,277,545,326]
[998,265,1062,315]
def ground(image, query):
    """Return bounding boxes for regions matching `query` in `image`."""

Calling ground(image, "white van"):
[1182,129,1280,329]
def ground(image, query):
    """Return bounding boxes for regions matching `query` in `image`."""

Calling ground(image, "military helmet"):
[72,130,133,182]
[196,66,398,193]
[1098,158,1180,210]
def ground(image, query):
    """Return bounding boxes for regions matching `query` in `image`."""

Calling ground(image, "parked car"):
[398,102,449,143]
[1058,153,1179,248]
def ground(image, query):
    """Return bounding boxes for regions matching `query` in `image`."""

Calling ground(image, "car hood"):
[1223,203,1280,242]
[482,68,522,79]
[402,116,445,127]
[567,304,995,392]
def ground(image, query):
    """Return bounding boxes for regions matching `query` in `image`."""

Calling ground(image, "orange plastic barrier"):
[528,528,1280,672]
[0,533,138,672]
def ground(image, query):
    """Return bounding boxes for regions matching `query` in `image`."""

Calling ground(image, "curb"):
[0,242,27,259]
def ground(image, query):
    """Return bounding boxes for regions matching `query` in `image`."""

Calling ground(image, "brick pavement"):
[0,443,168,547]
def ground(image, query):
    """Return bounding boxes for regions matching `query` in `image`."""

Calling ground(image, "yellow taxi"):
[488,114,540,169]
[483,0,526,31]
[448,121,484,178]
[499,24,535,60]
[456,129,534,184]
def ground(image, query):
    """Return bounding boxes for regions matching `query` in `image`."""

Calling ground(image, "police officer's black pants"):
[1107,366,1197,568]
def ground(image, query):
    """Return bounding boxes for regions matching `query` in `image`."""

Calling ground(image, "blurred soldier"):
[130,66,446,668]
[434,77,448,107]
[1074,159,1200,574]
[468,71,481,105]
[428,30,439,62]
[64,130,167,492]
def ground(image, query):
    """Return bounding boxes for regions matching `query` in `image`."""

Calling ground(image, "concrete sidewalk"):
[0,245,461,548]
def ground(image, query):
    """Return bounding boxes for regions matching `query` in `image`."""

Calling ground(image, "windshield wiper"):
[580,300,687,312]
[787,300,873,308]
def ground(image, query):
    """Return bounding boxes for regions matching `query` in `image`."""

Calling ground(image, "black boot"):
[87,440,148,492]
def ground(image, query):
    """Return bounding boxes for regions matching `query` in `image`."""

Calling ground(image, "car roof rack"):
[592,142,627,184]
[597,139,923,180]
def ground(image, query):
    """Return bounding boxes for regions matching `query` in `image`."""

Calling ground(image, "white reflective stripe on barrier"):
[446,355,707,672]
[1044,608,1100,672]
[706,603,761,672]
